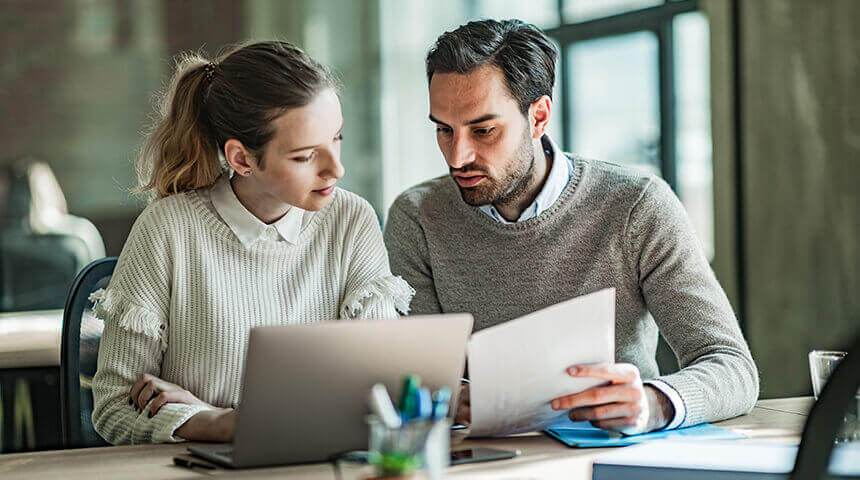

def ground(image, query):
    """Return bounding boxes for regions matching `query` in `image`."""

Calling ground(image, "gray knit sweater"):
[383,157,759,428]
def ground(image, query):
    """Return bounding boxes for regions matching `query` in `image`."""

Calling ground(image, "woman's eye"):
[294,151,317,163]
[334,133,344,141]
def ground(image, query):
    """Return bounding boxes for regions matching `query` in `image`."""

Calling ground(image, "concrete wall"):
[734,0,859,397]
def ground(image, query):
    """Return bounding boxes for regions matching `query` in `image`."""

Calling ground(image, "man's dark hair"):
[426,19,558,114]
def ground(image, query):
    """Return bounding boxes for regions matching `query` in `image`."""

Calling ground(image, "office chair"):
[0,231,91,311]
[0,160,102,311]
[60,257,117,448]
[791,332,860,479]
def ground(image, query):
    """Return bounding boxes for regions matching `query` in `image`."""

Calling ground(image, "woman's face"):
[251,88,345,212]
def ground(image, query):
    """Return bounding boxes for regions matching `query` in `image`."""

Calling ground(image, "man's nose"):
[448,132,475,170]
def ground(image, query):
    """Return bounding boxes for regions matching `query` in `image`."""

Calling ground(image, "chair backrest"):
[60,257,117,449]
[792,332,860,479]
[1,231,91,311]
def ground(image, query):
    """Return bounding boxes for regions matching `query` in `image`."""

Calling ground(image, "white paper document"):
[468,288,616,437]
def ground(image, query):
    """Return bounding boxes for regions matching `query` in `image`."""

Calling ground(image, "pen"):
[173,455,215,470]
[369,383,402,429]
[415,387,432,420]
[399,375,421,421]
[431,386,451,419]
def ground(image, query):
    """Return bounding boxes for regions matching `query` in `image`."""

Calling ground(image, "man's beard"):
[454,128,536,207]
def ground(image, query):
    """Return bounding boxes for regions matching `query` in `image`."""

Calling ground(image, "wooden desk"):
[0,397,814,479]
[0,310,63,369]
[0,310,65,453]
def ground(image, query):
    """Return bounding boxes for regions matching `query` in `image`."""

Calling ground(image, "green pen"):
[398,375,421,421]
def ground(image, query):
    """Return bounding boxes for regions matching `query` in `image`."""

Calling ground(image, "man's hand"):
[129,373,212,417]
[454,381,471,426]
[550,363,673,435]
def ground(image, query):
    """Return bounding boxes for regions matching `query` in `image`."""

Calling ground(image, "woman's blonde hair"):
[136,41,335,199]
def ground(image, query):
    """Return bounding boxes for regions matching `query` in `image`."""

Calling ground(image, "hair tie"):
[202,62,217,83]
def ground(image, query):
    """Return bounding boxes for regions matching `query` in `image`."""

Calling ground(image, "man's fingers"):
[460,383,470,403]
[455,383,471,426]
[590,416,643,435]
[567,363,640,384]
[568,401,641,422]
[551,384,641,410]
[455,405,471,426]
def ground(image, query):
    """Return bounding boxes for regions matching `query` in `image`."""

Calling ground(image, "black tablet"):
[450,447,519,465]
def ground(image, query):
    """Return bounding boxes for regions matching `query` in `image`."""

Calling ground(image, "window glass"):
[473,0,560,29]
[674,11,714,257]
[566,31,661,176]
[562,0,663,23]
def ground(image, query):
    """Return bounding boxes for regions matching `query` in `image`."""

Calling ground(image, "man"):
[383,19,759,435]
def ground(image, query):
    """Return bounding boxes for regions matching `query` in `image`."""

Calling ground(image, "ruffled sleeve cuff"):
[90,288,168,352]
[340,275,415,319]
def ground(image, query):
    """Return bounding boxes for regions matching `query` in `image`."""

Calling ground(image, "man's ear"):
[528,95,552,139]
[224,139,255,176]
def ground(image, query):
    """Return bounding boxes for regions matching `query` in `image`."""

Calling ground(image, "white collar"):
[479,134,571,224]
[210,173,304,247]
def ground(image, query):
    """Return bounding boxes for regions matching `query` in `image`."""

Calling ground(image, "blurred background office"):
[0,0,857,451]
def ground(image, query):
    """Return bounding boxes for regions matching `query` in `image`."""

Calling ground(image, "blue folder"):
[544,419,746,448]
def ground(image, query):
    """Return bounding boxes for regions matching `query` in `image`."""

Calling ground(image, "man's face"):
[429,65,535,206]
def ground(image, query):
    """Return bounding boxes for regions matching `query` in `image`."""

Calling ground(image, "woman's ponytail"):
[136,42,335,199]
[136,53,223,198]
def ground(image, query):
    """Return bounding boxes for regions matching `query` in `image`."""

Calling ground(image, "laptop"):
[188,314,473,468]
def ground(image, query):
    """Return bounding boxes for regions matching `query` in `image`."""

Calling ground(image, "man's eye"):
[475,127,494,136]
[436,126,452,134]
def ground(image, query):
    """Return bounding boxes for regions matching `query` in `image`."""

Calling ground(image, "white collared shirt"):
[479,135,574,223]
[201,172,313,248]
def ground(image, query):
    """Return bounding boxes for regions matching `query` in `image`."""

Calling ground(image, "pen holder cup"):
[367,415,451,479]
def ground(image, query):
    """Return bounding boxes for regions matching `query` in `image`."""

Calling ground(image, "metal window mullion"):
[731,0,747,332]
[559,43,572,150]
[657,19,677,191]
[546,0,698,44]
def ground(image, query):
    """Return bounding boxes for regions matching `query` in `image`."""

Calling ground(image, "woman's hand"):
[129,373,212,417]
[129,373,236,442]
[175,408,237,442]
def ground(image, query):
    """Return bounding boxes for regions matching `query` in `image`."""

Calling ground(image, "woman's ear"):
[224,139,255,176]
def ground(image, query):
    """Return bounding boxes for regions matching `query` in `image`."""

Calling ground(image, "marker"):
[369,383,401,429]
[399,375,421,421]
[431,387,452,419]
[415,387,432,420]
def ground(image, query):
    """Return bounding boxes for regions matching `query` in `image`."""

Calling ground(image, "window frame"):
[545,0,701,192]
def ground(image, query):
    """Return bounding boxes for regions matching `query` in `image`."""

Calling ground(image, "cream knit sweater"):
[91,187,413,445]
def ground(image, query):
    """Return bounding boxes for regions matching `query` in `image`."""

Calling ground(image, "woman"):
[91,41,413,445]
